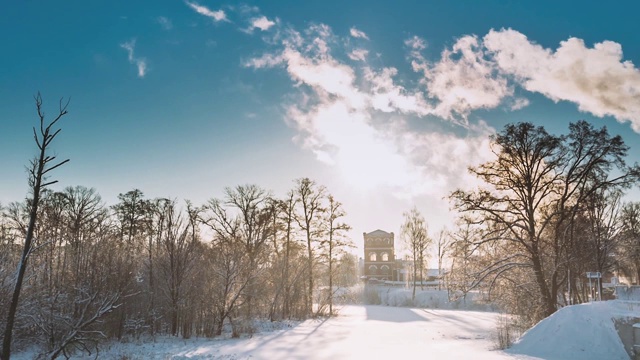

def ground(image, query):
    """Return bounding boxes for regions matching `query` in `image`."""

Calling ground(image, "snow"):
[13,298,636,359]
[508,300,639,360]
[366,286,496,311]
[15,305,530,359]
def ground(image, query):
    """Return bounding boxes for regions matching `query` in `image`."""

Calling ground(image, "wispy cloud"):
[157,16,173,30]
[350,27,369,40]
[348,48,368,61]
[185,1,228,22]
[120,39,147,78]
[510,97,530,111]
[244,52,283,69]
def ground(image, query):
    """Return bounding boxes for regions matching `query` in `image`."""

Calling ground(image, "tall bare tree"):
[436,229,451,291]
[619,202,640,284]
[200,185,274,333]
[294,178,326,316]
[451,121,639,319]
[321,195,351,315]
[2,94,70,360]
[401,207,431,301]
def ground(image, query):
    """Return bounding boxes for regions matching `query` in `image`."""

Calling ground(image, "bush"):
[493,313,522,350]
[363,286,381,305]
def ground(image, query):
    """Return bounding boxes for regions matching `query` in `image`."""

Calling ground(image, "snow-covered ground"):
[15,305,529,360]
[13,298,637,359]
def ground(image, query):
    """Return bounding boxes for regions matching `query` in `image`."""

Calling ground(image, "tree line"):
[0,96,356,359]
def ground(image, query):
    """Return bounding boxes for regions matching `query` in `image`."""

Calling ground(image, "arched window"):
[381,252,389,262]
[381,265,390,275]
[369,252,377,262]
[368,265,378,275]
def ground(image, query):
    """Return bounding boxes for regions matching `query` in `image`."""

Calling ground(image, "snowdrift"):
[508,300,639,360]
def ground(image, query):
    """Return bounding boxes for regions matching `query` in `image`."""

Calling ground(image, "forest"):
[0,96,356,359]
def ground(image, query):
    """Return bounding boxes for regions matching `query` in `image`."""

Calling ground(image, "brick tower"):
[363,230,395,281]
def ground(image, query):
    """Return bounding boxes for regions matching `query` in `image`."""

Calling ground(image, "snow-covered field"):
[37,305,525,360]
[14,298,636,359]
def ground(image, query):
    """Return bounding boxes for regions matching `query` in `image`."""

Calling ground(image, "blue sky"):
[2,1,640,252]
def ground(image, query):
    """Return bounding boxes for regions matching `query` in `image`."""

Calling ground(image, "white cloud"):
[120,39,147,78]
[282,47,367,110]
[350,27,369,40]
[348,48,368,61]
[409,35,512,122]
[363,67,431,115]
[248,24,493,197]
[484,28,640,131]
[244,52,283,68]
[246,23,640,196]
[185,1,228,22]
[510,97,530,111]
[251,16,276,31]
[405,36,427,51]
[157,16,173,30]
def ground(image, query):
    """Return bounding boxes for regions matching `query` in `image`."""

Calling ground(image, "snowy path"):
[89,305,538,359]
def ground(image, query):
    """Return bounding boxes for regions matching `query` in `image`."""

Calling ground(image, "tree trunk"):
[306,228,314,317]
[531,250,554,317]
[328,236,333,315]
[412,253,417,302]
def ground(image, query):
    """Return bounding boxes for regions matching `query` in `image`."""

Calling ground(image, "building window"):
[381,265,390,275]
[381,252,389,262]
[369,252,377,262]
[369,265,378,275]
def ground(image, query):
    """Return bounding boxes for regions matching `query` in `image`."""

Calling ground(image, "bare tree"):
[279,191,297,319]
[401,207,432,301]
[618,202,640,284]
[321,195,351,315]
[436,229,451,291]
[294,178,326,316]
[111,189,153,338]
[451,121,639,319]
[2,94,70,360]
[582,188,622,297]
[446,222,477,304]
[155,199,198,337]
[200,185,274,334]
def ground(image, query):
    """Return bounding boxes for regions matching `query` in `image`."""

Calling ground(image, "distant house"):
[363,230,395,281]
[362,229,443,286]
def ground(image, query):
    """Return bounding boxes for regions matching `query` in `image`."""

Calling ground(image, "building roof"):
[364,229,393,237]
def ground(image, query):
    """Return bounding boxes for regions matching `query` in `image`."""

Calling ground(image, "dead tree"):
[2,94,70,360]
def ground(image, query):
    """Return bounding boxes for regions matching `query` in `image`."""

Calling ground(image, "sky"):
[2,1,640,257]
